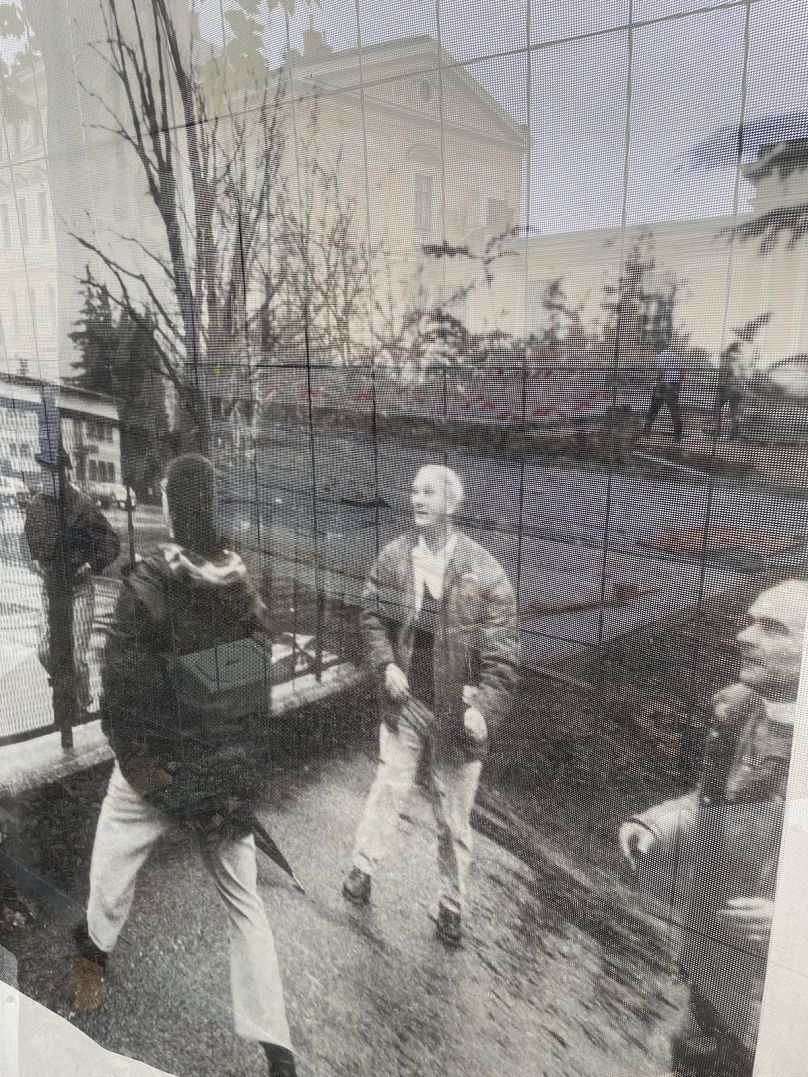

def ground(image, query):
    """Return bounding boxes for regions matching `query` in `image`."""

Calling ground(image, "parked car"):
[89,481,137,510]
[0,475,28,508]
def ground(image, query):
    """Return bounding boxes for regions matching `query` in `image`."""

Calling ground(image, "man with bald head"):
[620,579,808,1075]
[342,465,519,946]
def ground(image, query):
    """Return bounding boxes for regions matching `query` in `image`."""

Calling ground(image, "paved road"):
[4,442,804,738]
[3,739,685,1077]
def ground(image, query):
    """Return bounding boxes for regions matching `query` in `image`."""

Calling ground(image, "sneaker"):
[342,867,371,906]
[436,904,462,947]
[263,1043,297,1077]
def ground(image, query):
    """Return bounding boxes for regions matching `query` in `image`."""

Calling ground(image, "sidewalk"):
[0,735,684,1077]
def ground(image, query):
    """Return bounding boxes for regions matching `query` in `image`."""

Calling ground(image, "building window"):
[86,420,113,443]
[9,291,19,335]
[37,191,49,242]
[28,287,37,336]
[18,198,28,246]
[0,205,10,248]
[413,173,434,239]
[486,197,507,230]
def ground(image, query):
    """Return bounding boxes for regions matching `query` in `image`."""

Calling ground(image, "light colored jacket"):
[359,530,520,760]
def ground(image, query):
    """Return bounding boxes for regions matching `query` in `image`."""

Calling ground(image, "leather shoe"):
[436,904,462,947]
[62,957,107,1014]
[263,1043,297,1076]
[342,867,371,905]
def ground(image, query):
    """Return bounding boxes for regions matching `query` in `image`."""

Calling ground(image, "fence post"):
[124,483,136,570]
[39,388,77,751]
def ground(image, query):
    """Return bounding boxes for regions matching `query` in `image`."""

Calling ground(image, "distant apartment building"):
[0,373,121,494]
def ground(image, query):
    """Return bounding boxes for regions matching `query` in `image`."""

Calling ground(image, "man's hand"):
[463,706,487,744]
[717,897,774,944]
[125,756,172,798]
[618,820,656,872]
[384,663,410,703]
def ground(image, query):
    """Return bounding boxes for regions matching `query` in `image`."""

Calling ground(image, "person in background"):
[62,454,298,1077]
[24,448,120,715]
[342,465,520,947]
[711,340,745,440]
[619,579,808,1076]
[643,340,684,443]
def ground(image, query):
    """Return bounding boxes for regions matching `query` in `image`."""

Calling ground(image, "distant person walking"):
[643,341,683,443]
[342,465,520,946]
[711,341,744,440]
[24,448,120,714]
[62,454,298,1077]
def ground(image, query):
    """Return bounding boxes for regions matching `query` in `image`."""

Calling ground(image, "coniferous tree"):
[70,279,170,499]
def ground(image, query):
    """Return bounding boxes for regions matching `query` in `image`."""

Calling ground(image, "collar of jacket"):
[401,529,476,602]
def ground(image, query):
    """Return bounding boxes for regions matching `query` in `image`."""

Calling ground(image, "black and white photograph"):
[1,1,808,1075]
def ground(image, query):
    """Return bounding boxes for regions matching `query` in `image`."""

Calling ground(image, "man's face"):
[411,470,455,531]
[737,583,808,700]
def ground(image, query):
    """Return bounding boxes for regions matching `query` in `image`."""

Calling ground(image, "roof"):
[0,372,121,417]
[289,35,529,148]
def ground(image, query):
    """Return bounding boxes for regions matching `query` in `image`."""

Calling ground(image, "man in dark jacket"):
[62,454,297,1077]
[342,465,520,946]
[24,449,120,712]
[619,579,808,1075]
[711,341,745,440]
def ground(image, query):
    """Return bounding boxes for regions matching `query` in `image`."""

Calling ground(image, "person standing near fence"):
[342,465,520,946]
[643,340,684,443]
[23,447,120,715]
[62,453,298,1077]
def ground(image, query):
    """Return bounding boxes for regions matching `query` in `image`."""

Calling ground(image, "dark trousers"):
[644,382,683,441]
[711,390,742,438]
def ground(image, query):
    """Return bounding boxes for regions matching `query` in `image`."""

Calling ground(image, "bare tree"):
[69,0,301,449]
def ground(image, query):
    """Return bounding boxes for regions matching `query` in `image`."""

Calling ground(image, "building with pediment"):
[3,16,807,384]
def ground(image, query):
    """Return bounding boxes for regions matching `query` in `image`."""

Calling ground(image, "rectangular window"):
[486,197,507,230]
[28,287,37,336]
[18,199,28,246]
[37,191,49,242]
[0,205,10,248]
[413,174,433,238]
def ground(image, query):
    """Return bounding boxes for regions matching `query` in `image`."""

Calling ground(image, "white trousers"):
[352,722,482,914]
[87,763,292,1051]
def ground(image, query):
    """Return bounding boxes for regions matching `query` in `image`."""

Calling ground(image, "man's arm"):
[358,548,397,675]
[469,567,520,739]
[75,497,121,574]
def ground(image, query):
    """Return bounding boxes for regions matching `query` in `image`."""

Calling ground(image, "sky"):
[197,0,808,235]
